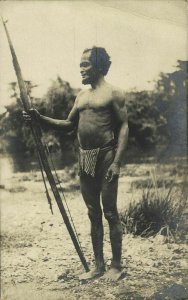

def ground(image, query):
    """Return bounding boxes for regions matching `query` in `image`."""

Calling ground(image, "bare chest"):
[77,90,112,111]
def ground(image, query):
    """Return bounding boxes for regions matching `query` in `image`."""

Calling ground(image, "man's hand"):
[106,162,120,182]
[22,109,40,124]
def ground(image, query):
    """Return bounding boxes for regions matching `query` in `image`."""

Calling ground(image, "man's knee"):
[88,205,102,224]
[104,210,119,224]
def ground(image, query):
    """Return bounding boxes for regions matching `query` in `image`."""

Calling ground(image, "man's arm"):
[106,90,129,181]
[112,91,129,165]
[39,98,79,131]
[23,95,79,132]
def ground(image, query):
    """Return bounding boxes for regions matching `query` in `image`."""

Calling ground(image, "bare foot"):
[79,267,105,281]
[102,267,124,281]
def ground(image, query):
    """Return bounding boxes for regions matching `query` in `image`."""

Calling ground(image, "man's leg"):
[79,174,105,279]
[102,177,123,275]
[97,148,123,280]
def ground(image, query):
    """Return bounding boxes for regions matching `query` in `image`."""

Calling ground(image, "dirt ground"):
[1,163,188,300]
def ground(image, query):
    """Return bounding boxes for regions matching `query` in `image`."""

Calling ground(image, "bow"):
[2,17,89,272]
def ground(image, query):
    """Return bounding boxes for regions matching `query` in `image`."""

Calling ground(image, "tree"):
[126,90,167,150]
[155,60,187,157]
[39,76,80,165]
[0,81,38,154]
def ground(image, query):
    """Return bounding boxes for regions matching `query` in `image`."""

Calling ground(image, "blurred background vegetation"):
[0,60,187,166]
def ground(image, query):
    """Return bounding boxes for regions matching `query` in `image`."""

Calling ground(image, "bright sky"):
[0,0,187,110]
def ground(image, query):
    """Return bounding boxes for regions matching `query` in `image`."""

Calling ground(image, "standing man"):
[23,47,129,281]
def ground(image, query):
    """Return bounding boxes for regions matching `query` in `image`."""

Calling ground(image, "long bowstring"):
[23,124,53,214]
[36,148,53,214]
[35,118,84,253]
[46,145,84,250]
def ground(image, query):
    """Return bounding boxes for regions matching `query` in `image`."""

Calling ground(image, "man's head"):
[80,47,111,85]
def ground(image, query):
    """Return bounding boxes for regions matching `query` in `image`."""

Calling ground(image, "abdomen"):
[78,108,114,149]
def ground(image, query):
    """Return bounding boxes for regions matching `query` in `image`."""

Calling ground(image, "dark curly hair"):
[83,46,111,76]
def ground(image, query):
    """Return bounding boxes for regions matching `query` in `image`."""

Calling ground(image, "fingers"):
[105,170,110,181]
[30,109,41,121]
[106,170,119,182]
[106,169,113,182]
[22,111,30,118]
[22,110,31,123]
[29,108,38,117]
[108,173,118,182]
[22,109,40,123]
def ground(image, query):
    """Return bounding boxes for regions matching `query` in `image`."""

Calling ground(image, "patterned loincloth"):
[79,147,100,177]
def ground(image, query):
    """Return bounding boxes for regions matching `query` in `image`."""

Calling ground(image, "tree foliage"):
[155,60,187,157]
[0,81,38,154]
[126,90,167,149]
[126,60,187,157]
[38,77,79,163]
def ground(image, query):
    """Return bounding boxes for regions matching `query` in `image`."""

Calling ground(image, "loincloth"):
[79,141,116,177]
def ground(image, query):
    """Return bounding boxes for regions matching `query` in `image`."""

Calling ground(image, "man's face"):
[80,51,99,85]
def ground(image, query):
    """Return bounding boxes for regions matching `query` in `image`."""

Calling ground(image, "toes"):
[79,269,104,282]
[102,268,125,281]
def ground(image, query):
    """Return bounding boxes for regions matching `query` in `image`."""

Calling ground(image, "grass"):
[120,170,187,239]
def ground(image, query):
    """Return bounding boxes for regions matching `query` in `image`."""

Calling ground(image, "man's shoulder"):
[105,83,124,96]
[107,84,126,101]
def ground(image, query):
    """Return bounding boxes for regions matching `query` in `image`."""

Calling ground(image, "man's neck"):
[91,76,105,90]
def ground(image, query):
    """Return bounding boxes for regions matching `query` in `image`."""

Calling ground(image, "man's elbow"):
[65,119,76,131]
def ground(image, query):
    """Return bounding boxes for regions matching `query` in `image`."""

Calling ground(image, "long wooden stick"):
[2,18,89,272]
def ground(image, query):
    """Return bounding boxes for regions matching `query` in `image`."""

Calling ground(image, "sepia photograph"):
[0,1,187,299]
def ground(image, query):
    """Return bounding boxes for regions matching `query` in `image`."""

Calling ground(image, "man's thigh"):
[96,149,119,214]
[80,174,101,212]
[101,177,119,215]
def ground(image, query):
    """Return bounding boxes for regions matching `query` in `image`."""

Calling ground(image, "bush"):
[126,90,167,150]
[0,77,79,165]
[120,173,186,238]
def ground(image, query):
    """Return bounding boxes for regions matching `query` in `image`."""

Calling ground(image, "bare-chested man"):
[23,47,129,281]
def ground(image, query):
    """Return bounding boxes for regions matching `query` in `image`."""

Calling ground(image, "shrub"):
[120,173,186,238]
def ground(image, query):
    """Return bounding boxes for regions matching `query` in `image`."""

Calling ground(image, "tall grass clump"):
[120,171,187,238]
